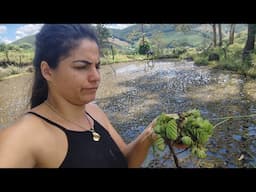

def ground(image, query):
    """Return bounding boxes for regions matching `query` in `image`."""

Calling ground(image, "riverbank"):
[1,59,256,167]
[0,73,32,128]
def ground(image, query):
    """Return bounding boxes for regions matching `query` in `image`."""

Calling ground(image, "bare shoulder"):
[85,102,109,126]
[1,113,50,137]
[86,102,105,116]
[0,114,52,167]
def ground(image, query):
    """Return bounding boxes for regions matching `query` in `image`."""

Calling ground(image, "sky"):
[0,24,134,44]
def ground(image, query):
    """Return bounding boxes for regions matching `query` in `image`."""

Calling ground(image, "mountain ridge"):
[10,24,247,49]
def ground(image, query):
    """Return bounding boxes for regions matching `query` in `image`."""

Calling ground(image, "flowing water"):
[1,60,256,168]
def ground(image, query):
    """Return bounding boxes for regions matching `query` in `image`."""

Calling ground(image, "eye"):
[96,63,101,69]
[74,65,88,70]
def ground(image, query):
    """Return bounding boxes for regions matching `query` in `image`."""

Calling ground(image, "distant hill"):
[10,34,130,52]
[109,24,177,41]
[107,37,130,48]
[109,24,247,48]
[10,24,247,50]
[11,35,35,48]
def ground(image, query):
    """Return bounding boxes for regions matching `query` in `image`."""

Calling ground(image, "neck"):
[44,97,100,140]
[45,97,86,121]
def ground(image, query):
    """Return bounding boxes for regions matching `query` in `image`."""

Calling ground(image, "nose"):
[88,66,100,82]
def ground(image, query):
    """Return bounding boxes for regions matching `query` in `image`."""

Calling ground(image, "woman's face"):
[50,38,101,105]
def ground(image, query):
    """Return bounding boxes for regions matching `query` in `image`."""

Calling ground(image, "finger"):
[151,117,158,127]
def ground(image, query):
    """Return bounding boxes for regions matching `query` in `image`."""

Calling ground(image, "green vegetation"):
[0,42,34,80]
[152,109,214,167]
[1,24,256,79]
[100,54,147,65]
[0,65,33,80]
[138,39,151,55]
[11,35,35,48]
[0,50,34,64]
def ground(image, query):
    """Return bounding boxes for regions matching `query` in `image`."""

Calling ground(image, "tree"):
[174,24,192,33]
[138,38,150,55]
[127,30,141,44]
[212,24,217,47]
[218,24,222,47]
[0,43,7,52]
[141,24,145,46]
[95,24,110,49]
[243,24,256,61]
[4,48,10,63]
[229,24,236,45]
[110,45,115,61]
[19,43,33,50]
[150,31,164,56]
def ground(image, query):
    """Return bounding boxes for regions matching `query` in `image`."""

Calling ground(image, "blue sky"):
[0,24,134,44]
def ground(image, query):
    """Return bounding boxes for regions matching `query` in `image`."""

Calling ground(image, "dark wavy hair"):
[30,24,99,108]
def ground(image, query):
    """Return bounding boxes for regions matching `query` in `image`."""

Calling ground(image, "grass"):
[0,66,33,81]
[0,72,31,81]
[1,28,256,79]
[182,43,256,78]
[0,50,34,65]
[162,31,210,48]
[101,54,147,65]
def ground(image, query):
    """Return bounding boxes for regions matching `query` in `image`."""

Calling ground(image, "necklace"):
[45,100,101,142]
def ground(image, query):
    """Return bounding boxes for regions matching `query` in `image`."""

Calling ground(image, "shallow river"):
[1,59,256,168]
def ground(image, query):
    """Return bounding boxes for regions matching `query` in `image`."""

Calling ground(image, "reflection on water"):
[115,64,142,74]
[97,60,256,168]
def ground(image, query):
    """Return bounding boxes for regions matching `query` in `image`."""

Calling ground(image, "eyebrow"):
[72,60,100,65]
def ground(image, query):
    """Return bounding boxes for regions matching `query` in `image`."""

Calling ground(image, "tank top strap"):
[27,111,66,132]
[85,111,95,120]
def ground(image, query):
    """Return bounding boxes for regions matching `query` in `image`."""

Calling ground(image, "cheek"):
[54,69,90,92]
[69,73,90,91]
[55,72,78,89]
[66,73,83,87]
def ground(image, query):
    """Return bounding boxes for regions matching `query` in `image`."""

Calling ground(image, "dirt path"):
[0,73,32,128]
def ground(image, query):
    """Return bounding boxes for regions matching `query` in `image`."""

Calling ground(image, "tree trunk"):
[5,50,10,63]
[218,24,222,47]
[212,24,217,47]
[110,45,115,61]
[229,24,236,45]
[141,24,145,46]
[243,24,256,60]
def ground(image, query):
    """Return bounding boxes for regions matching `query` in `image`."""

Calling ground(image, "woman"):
[0,24,157,168]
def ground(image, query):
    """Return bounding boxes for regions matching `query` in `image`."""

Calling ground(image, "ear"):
[41,61,53,81]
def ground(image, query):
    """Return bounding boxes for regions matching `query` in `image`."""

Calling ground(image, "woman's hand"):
[146,114,189,149]
[143,117,159,144]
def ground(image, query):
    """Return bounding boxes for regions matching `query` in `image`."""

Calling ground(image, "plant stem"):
[167,140,181,168]
[212,113,256,129]
[213,118,232,129]
[210,114,256,121]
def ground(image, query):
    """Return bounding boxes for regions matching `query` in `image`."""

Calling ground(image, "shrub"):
[138,39,150,55]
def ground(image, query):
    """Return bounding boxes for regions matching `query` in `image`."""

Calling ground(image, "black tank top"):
[27,111,128,168]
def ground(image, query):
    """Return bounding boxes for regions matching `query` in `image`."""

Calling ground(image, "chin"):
[83,96,96,104]
[77,92,96,104]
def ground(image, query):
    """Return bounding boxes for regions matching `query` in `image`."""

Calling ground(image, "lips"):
[82,87,98,92]
[87,87,98,90]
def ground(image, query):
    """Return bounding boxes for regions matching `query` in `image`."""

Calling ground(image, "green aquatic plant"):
[152,109,256,168]
[152,109,214,167]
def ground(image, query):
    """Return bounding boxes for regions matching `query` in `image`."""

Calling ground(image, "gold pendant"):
[92,131,101,141]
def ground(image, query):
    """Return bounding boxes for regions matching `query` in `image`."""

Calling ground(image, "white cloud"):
[92,24,134,29]
[0,25,7,34]
[16,24,44,40]
[0,37,12,44]
[105,24,135,29]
